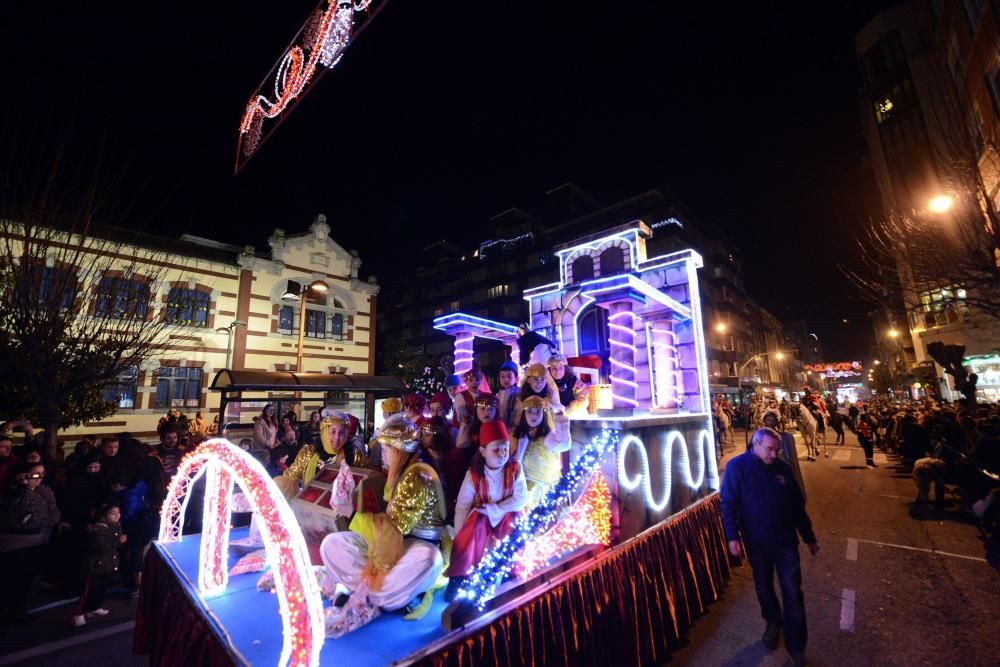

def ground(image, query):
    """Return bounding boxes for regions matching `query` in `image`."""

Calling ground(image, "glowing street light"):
[888,328,900,338]
[873,360,881,365]
[714,322,727,333]
[928,194,955,214]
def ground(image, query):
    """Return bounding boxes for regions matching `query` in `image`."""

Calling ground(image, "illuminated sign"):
[804,361,863,378]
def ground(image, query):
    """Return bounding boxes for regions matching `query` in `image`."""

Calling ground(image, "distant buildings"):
[378,185,824,405]
[855,0,1000,401]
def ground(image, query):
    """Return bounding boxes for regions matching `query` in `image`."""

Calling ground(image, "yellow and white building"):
[32,214,379,441]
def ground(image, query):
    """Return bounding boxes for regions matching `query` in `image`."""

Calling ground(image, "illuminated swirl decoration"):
[617,429,719,512]
[159,438,324,667]
[239,0,376,160]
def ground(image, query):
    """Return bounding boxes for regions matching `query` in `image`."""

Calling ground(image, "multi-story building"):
[378,186,815,403]
[7,214,378,441]
[856,0,1000,401]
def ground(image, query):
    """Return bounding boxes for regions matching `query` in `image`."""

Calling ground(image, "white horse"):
[796,404,820,460]
[714,405,735,448]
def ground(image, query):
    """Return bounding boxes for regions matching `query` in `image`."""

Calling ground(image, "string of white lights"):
[617,429,719,511]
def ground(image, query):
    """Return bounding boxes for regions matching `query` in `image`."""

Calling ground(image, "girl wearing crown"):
[511,395,571,510]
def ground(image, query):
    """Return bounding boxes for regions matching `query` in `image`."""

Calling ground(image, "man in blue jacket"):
[721,427,819,667]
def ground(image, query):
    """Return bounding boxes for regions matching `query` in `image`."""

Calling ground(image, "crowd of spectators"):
[0,413,199,628]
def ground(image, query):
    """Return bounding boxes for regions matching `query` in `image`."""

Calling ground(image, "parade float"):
[134,222,733,667]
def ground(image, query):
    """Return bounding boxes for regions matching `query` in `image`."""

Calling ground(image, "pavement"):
[2,429,997,666]
[666,429,1000,666]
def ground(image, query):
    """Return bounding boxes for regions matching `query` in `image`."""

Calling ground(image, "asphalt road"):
[667,430,1000,667]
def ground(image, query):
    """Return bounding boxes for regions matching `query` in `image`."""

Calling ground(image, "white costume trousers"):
[319,531,443,610]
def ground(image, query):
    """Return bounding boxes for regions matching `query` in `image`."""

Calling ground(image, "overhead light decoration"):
[159,438,324,667]
[236,0,385,171]
[458,426,620,609]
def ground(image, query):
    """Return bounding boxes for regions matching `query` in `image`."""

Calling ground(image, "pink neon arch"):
[159,438,324,667]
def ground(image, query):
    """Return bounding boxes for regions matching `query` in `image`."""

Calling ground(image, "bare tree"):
[0,134,185,459]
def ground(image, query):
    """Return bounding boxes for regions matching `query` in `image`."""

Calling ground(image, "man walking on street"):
[721,427,820,666]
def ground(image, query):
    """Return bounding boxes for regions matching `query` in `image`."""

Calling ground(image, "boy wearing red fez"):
[444,420,526,600]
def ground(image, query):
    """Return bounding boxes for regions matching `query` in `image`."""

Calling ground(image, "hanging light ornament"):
[237,0,385,167]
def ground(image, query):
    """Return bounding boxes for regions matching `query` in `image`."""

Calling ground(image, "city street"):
[669,430,1000,666]
[2,428,997,666]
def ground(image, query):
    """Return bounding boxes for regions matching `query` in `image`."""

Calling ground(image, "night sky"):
[3,1,893,359]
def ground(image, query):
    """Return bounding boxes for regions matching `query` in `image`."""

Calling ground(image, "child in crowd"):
[444,421,527,601]
[496,360,521,430]
[417,416,466,524]
[428,392,457,442]
[452,366,491,425]
[71,503,126,627]
[457,393,499,461]
[858,418,876,469]
[267,446,290,477]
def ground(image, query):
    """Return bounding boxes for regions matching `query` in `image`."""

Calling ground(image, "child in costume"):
[456,393,499,457]
[547,353,589,416]
[275,410,371,499]
[496,360,521,430]
[444,420,527,601]
[517,362,564,414]
[451,365,491,425]
[428,391,457,442]
[511,395,571,510]
[319,419,446,634]
[417,416,466,524]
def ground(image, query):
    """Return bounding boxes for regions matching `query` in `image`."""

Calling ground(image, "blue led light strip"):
[457,426,620,610]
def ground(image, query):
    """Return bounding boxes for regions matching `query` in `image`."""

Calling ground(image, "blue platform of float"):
[157,528,449,666]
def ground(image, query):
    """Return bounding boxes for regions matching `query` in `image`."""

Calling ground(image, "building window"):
[95,276,149,319]
[710,360,721,377]
[331,313,344,339]
[599,247,625,275]
[278,305,294,334]
[449,300,460,312]
[103,367,138,409]
[165,288,210,327]
[916,286,969,328]
[433,307,444,317]
[572,255,594,282]
[875,96,895,124]
[304,310,326,338]
[487,284,510,298]
[42,266,76,310]
[156,366,203,408]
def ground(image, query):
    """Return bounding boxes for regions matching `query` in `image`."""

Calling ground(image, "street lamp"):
[928,194,955,214]
[281,280,329,372]
[714,322,727,333]
[738,350,790,446]
[215,320,247,370]
[888,328,900,338]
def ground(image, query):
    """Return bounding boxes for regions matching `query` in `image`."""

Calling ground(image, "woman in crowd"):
[0,462,60,623]
[252,404,279,460]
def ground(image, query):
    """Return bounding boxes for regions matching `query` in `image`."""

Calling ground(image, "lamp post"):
[281,280,329,372]
[739,350,787,447]
[215,320,247,370]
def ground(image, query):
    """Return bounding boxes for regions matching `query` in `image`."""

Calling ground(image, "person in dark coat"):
[721,427,819,667]
[70,503,125,626]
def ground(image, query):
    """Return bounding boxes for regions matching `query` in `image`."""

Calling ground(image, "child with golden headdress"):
[511,395,571,510]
